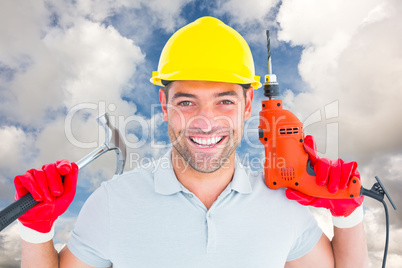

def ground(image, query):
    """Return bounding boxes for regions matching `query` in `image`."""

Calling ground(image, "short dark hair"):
[163,81,173,101]
[162,80,250,101]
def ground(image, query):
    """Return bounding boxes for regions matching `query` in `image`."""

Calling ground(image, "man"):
[16,17,368,267]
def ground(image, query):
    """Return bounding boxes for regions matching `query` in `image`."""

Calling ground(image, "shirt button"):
[187,193,193,198]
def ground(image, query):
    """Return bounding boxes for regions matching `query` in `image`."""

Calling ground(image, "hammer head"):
[97,113,127,174]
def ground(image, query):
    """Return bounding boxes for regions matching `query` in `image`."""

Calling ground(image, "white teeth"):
[190,136,223,146]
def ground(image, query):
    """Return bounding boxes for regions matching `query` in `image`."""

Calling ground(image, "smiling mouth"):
[188,136,226,148]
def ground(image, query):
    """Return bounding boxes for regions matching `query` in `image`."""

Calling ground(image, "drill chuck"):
[263,74,279,98]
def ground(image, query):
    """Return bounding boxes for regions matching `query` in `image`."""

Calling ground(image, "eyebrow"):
[171,92,197,101]
[172,91,239,101]
[214,91,239,98]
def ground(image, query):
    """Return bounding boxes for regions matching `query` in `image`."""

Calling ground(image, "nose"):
[188,103,217,132]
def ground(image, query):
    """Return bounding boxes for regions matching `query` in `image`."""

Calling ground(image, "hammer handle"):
[0,193,39,231]
[0,173,69,232]
[0,149,102,232]
[0,144,111,232]
[0,144,110,231]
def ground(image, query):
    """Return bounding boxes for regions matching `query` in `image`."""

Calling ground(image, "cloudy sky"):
[1,0,401,267]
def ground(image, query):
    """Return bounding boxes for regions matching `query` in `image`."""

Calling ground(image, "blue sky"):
[1,0,402,267]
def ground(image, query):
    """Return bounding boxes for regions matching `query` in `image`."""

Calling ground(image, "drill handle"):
[302,160,362,199]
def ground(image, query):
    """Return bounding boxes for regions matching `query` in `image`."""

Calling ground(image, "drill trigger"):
[306,160,315,176]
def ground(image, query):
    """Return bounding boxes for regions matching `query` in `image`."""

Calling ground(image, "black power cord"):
[382,200,389,268]
[361,176,397,268]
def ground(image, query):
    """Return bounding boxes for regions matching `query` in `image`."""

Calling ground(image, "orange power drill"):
[257,31,397,268]
[258,31,361,199]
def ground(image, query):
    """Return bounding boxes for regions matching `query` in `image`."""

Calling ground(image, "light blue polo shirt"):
[67,150,322,267]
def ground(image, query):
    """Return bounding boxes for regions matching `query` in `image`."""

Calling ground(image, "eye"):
[178,101,192,106]
[220,100,234,105]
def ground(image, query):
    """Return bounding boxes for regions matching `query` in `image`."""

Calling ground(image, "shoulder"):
[244,165,314,220]
[107,164,155,185]
[84,164,157,206]
[245,167,288,201]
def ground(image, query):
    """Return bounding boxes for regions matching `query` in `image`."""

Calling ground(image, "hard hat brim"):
[150,70,261,89]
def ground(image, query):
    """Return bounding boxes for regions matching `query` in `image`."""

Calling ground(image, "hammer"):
[0,113,127,232]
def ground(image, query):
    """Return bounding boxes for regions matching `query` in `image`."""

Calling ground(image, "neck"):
[172,148,236,209]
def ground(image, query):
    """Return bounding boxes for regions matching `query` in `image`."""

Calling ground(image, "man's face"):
[159,80,254,173]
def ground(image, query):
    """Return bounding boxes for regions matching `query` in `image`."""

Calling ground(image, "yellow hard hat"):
[150,16,261,89]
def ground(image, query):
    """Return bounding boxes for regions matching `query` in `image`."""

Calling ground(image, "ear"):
[159,88,168,121]
[244,88,254,120]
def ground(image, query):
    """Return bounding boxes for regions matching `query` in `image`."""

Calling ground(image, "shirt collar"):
[154,149,253,195]
[154,149,183,195]
[229,155,253,194]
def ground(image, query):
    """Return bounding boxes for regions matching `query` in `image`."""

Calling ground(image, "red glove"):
[286,135,364,217]
[14,159,78,233]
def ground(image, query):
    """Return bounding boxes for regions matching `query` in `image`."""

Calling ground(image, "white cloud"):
[214,0,280,25]
[0,126,36,167]
[0,0,49,69]
[1,0,193,127]
[364,207,402,268]
[43,19,144,113]
[211,0,281,44]
[277,0,383,47]
[54,217,77,245]
[276,0,402,163]
[47,0,191,34]
[0,126,36,200]
[1,19,144,127]
[140,0,192,32]
[0,222,20,268]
